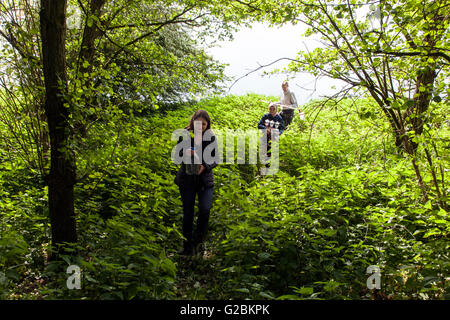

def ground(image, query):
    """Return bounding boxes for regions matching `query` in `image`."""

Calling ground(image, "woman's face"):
[269,105,277,116]
[269,104,277,116]
[195,117,208,132]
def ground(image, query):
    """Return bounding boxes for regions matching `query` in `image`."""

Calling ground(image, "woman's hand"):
[197,165,206,175]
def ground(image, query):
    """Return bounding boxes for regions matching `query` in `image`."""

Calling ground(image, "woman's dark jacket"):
[257,113,284,134]
[174,131,218,189]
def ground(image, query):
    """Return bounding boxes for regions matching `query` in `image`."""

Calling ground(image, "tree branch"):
[227,57,301,92]
[233,0,261,12]
[103,5,197,69]
[371,50,450,64]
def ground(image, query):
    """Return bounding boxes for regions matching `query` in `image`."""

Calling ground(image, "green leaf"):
[259,291,275,299]
[293,287,314,295]
[87,17,94,28]
[317,228,337,237]
[258,252,271,260]
[276,295,302,300]
[61,256,71,265]
[424,228,442,238]
[432,95,442,103]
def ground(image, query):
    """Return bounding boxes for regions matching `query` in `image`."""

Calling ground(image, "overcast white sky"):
[206,22,345,105]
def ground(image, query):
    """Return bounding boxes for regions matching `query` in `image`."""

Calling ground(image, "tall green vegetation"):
[0,94,448,299]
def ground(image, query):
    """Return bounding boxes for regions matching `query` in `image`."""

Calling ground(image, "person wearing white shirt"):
[280,81,300,128]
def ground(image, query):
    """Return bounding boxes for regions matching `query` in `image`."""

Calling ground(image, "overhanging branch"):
[228,57,302,92]
[371,50,450,64]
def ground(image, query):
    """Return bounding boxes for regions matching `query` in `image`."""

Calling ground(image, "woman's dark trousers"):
[179,183,213,252]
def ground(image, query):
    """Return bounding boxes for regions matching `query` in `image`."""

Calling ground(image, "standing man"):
[279,80,299,129]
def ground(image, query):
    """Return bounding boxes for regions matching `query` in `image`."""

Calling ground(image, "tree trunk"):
[410,67,436,136]
[73,0,106,138]
[40,0,77,253]
[79,0,106,75]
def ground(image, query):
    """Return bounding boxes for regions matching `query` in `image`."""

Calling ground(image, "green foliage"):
[64,0,235,116]
[0,0,448,301]
[200,96,449,300]
[0,93,448,299]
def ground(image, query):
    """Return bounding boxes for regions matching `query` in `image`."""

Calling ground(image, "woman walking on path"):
[174,110,218,256]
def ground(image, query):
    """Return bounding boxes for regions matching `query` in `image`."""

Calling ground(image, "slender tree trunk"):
[410,67,436,135]
[40,0,77,253]
[410,156,429,202]
[73,0,106,137]
[424,146,447,210]
[79,0,106,75]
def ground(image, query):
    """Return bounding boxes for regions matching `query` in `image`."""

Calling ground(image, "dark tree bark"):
[79,0,106,75]
[410,67,436,135]
[74,0,107,137]
[40,0,77,252]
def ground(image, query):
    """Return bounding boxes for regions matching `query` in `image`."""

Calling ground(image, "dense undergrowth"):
[0,94,449,299]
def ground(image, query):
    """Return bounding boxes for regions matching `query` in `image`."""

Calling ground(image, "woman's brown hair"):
[186,110,211,131]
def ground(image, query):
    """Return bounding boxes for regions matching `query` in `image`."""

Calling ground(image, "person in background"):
[258,102,283,165]
[279,80,299,128]
[258,102,284,135]
[174,110,218,256]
